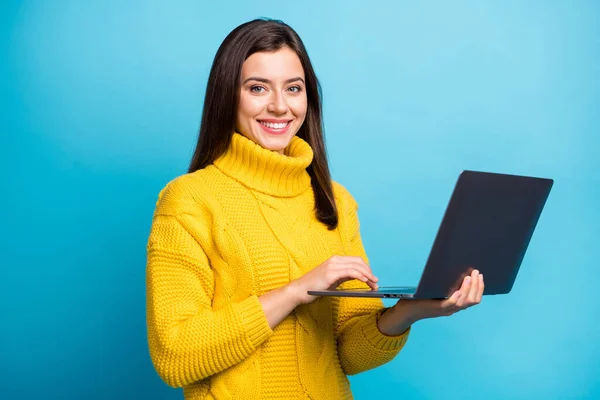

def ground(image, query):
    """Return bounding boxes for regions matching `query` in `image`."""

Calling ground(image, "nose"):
[267,91,288,115]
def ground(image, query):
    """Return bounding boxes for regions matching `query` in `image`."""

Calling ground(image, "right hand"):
[287,256,379,305]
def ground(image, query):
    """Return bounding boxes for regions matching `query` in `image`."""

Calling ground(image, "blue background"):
[2,0,599,399]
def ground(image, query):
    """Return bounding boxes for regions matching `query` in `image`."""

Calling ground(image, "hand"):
[419,268,485,318]
[287,256,379,306]
[378,269,485,336]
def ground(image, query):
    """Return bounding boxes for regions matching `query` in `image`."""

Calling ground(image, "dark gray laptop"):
[308,170,553,299]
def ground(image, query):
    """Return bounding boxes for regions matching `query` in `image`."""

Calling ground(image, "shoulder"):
[331,180,359,213]
[331,180,363,237]
[153,168,220,216]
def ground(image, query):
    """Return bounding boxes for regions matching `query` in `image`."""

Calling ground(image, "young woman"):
[146,18,484,400]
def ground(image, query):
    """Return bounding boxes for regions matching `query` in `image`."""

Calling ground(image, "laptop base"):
[307,286,418,299]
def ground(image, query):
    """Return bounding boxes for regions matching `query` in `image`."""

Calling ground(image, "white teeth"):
[260,121,288,129]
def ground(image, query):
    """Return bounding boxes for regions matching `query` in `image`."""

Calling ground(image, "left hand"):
[378,269,485,335]
[417,268,485,319]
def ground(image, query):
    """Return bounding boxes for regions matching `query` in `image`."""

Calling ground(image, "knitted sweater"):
[145,132,411,399]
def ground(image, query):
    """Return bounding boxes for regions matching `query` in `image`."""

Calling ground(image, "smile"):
[259,121,290,129]
[257,120,292,136]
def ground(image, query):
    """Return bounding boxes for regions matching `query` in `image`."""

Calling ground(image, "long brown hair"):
[188,18,338,230]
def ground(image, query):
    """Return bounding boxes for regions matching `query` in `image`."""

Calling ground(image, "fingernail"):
[465,276,471,282]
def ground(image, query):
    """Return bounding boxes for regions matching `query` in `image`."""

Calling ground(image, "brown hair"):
[188,18,338,230]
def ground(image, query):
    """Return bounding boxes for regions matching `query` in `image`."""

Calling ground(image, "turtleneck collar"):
[213,132,314,197]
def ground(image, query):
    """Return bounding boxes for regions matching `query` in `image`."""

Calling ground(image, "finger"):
[346,264,379,290]
[476,273,484,301]
[353,264,379,288]
[330,268,371,288]
[326,266,358,288]
[441,290,462,310]
[349,256,379,282]
[467,270,480,303]
[345,258,379,283]
[443,293,463,316]
[459,273,472,291]
[456,276,472,308]
[334,259,379,284]
[366,279,379,291]
[343,266,378,290]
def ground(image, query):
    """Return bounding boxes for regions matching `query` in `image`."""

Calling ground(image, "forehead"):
[241,47,305,79]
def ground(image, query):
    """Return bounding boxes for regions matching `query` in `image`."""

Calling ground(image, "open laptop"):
[308,170,553,299]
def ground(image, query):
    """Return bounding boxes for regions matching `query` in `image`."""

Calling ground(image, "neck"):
[213,132,314,197]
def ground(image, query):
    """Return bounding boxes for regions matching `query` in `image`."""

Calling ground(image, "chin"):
[261,137,293,153]
[252,130,296,153]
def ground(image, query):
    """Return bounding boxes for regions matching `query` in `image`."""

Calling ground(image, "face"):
[236,46,308,154]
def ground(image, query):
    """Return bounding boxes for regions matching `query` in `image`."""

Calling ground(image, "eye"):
[288,86,302,93]
[250,85,266,93]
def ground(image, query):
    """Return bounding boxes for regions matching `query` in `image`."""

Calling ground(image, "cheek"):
[238,94,266,121]
[289,96,308,119]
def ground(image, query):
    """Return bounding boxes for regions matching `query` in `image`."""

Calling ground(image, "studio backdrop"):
[2,1,599,399]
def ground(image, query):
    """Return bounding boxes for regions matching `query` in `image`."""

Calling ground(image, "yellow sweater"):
[146,132,410,399]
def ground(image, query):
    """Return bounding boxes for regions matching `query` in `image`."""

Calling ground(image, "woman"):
[146,18,484,399]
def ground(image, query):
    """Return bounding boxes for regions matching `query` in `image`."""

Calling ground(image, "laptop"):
[307,170,553,299]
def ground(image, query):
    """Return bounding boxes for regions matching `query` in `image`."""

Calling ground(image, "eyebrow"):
[242,76,305,85]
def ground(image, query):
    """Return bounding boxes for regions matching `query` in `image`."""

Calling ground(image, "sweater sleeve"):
[146,212,273,388]
[333,183,411,375]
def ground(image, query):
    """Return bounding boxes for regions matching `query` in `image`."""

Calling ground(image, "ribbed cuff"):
[236,295,273,349]
[362,308,411,352]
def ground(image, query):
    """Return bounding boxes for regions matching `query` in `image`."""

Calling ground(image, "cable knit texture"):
[146,132,410,399]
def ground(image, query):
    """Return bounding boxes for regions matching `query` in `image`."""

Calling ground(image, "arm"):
[146,213,273,388]
[333,184,411,375]
[258,284,301,329]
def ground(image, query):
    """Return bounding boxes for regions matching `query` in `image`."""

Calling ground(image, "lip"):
[257,119,292,136]
[258,119,292,123]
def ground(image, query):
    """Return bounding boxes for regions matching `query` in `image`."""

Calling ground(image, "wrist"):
[283,281,303,308]
[377,302,415,336]
[393,299,434,322]
[378,299,436,335]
